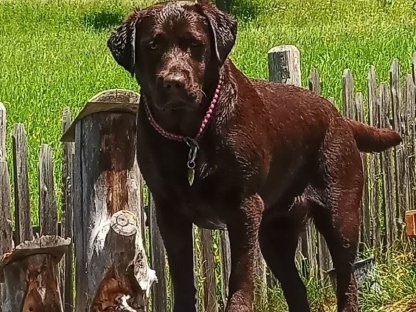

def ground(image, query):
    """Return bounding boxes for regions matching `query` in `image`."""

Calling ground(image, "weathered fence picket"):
[12,124,32,244]
[61,108,74,312]
[149,197,168,312]
[39,144,58,236]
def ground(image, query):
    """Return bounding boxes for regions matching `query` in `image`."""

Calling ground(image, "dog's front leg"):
[155,200,197,312]
[226,194,263,312]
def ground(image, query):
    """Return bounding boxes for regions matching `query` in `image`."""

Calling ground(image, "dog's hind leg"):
[259,197,310,312]
[311,124,362,312]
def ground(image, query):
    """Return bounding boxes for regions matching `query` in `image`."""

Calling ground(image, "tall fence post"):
[62,108,74,312]
[268,45,301,85]
[0,103,13,310]
[12,124,33,244]
[149,196,168,312]
[63,90,156,311]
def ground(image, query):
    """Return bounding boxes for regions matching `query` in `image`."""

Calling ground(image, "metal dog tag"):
[185,137,199,186]
[188,168,195,186]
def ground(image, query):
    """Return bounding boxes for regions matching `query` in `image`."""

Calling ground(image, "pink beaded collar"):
[143,76,224,185]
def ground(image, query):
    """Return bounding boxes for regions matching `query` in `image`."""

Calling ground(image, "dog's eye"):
[190,40,203,48]
[148,40,158,50]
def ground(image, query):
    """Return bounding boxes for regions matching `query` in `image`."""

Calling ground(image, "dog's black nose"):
[162,74,185,90]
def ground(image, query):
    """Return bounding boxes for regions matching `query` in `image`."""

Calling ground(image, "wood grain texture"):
[12,123,32,244]
[268,45,301,86]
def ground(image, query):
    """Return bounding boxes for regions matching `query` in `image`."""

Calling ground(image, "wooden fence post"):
[39,144,58,236]
[200,229,218,312]
[367,66,382,252]
[0,104,13,311]
[149,197,168,312]
[0,236,70,312]
[65,90,156,311]
[220,230,231,307]
[412,53,416,84]
[62,108,74,312]
[268,45,301,86]
[12,124,33,244]
[390,59,404,241]
[0,103,6,160]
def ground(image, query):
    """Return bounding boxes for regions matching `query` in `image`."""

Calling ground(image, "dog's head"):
[108,1,237,111]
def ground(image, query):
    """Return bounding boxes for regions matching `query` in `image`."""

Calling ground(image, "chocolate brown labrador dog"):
[108,2,401,311]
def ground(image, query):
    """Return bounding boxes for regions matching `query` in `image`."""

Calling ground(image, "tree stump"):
[62,89,156,312]
[0,236,70,312]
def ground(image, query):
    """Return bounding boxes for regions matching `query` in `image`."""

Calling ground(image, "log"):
[69,90,156,311]
[0,236,70,312]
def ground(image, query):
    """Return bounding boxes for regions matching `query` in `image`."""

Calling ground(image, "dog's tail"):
[347,119,402,153]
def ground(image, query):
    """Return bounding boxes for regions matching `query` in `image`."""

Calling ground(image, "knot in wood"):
[110,210,138,237]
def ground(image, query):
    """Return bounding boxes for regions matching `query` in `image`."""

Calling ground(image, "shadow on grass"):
[84,11,124,32]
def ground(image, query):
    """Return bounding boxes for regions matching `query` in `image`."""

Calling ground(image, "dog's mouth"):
[154,90,203,112]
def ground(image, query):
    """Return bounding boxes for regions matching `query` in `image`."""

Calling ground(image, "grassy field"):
[0,0,416,310]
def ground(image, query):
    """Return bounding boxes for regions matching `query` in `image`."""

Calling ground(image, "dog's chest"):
[181,155,231,229]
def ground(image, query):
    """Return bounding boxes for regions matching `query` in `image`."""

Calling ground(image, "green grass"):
[0,0,415,309]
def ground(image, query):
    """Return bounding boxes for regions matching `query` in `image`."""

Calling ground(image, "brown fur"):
[108,2,401,312]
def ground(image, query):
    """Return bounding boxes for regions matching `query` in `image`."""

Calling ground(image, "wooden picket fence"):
[0,46,415,312]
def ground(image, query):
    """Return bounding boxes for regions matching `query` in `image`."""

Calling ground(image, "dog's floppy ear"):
[201,4,237,64]
[107,9,144,76]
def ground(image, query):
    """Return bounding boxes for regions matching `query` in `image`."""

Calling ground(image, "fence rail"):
[0,46,415,312]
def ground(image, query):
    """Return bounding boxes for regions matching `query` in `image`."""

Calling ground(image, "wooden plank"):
[379,83,395,249]
[149,196,167,312]
[390,59,402,241]
[268,45,301,86]
[0,103,6,160]
[62,108,74,312]
[309,68,321,95]
[367,66,381,250]
[0,160,13,308]
[405,75,416,238]
[413,52,416,84]
[342,69,354,117]
[12,123,32,244]
[39,144,58,236]
[356,93,370,248]
[200,229,218,312]
[220,230,231,306]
